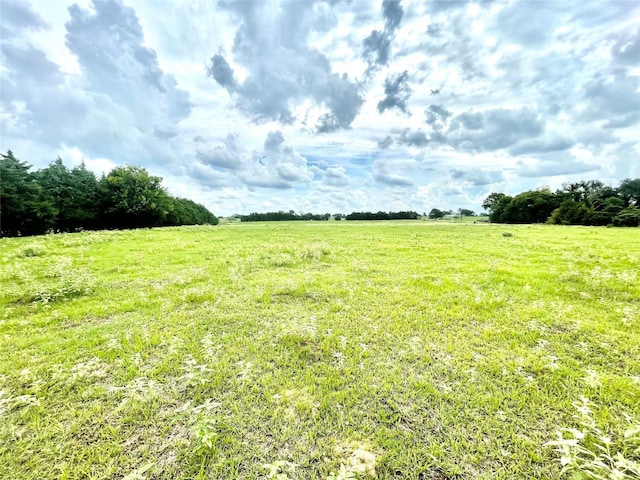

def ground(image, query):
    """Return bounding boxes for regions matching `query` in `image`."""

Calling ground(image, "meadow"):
[1,222,639,479]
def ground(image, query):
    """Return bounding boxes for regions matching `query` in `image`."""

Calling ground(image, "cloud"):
[195,133,247,171]
[508,137,574,156]
[397,129,428,147]
[363,30,391,69]
[517,159,600,178]
[1,0,193,168]
[582,70,640,127]
[451,112,484,131]
[382,0,404,30]
[373,159,414,187]
[0,0,48,36]
[451,168,503,186]
[611,28,640,66]
[188,161,234,188]
[377,135,394,150]
[377,70,412,114]
[437,108,545,152]
[65,0,192,123]
[208,1,363,131]
[264,131,285,151]
[1,42,63,86]
[190,131,314,190]
[207,54,237,91]
[425,104,452,129]
[362,0,404,74]
[495,1,559,47]
[322,166,350,187]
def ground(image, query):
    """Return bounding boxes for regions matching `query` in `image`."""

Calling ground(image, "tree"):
[612,206,640,227]
[35,158,99,232]
[459,208,476,217]
[100,165,172,228]
[548,200,591,225]
[482,193,513,223]
[0,151,56,236]
[618,178,640,207]
[482,193,508,213]
[428,208,445,219]
[166,197,219,225]
[501,189,559,224]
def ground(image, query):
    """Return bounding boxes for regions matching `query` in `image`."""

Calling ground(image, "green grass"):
[1,222,639,479]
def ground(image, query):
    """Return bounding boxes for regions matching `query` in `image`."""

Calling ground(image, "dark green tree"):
[428,208,446,219]
[501,189,559,224]
[165,197,219,225]
[482,192,513,223]
[548,200,592,225]
[100,165,172,228]
[612,206,640,227]
[618,178,640,207]
[0,151,56,236]
[35,158,99,231]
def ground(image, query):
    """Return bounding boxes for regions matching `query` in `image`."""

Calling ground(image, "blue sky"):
[1,0,639,216]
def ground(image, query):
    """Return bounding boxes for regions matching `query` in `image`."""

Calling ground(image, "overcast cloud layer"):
[2,0,639,215]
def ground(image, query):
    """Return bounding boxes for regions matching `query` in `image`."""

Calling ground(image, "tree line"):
[345,211,419,220]
[239,211,420,222]
[482,179,640,226]
[1,150,218,237]
[240,211,331,222]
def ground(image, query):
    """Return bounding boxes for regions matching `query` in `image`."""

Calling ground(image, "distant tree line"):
[345,211,419,220]
[240,211,331,222]
[482,179,640,227]
[1,150,218,237]
[427,209,478,219]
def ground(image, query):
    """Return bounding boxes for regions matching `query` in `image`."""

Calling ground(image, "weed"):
[546,397,640,479]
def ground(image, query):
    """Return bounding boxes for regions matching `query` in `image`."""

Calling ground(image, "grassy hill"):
[1,222,639,479]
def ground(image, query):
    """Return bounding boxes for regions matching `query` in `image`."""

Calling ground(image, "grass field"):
[1,222,639,479]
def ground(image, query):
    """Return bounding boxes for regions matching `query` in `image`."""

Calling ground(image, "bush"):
[613,207,640,227]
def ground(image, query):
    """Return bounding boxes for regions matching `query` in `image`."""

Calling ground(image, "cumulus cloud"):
[582,70,640,128]
[425,104,452,128]
[0,0,48,36]
[1,0,192,166]
[451,168,503,186]
[207,1,362,131]
[191,131,314,190]
[362,0,404,74]
[377,135,394,150]
[611,27,640,66]
[426,108,545,152]
[65,1,192,123]
[517,159,600,178]
[373,159,414,187]
[196,134,245,170]
[508,137,574,156]
[322,166,350,187]
[207,54,237,91]
[397,129,428,147]
[377,70,412,114]
[363,30,391,70]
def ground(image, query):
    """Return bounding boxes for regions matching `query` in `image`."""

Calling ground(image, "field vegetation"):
[1,222,639,479]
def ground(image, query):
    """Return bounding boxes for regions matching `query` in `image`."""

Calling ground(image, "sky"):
[1,0,639,216]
